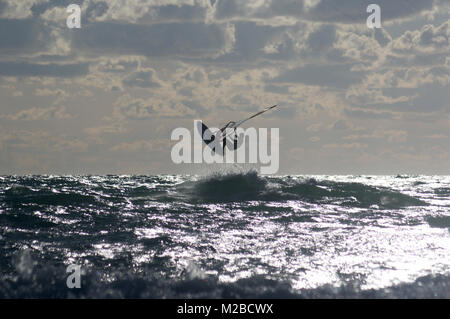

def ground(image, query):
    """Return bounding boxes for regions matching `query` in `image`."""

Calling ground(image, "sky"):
[0,0,449,175]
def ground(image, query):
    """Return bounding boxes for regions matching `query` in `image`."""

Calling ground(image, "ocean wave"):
[435,187,450,196]
[0,174,448,299]
[175,171,427,209]
[3,185,97,206]
[427,215,450,230]
[0,250,448,298]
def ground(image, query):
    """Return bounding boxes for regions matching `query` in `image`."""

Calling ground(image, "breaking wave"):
[178,171,427,209]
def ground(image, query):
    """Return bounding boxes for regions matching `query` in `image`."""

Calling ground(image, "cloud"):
[213,21,293,63]
[181,100,208,114]
[34,88,69,104]
[344,108,396,120]
[31,0,84,17]
[264,84,290,94]
[384,52,448,68]
[122,70,161,88]
[392,21,449,52]
[113,98,195,119]
[360,82,449,113]
[305,0,436,24]
[331,119,352,131]
[110,140,163,152]
[233,22,283,57]
[85,1,108,22]
[272,64,364,89]
[0,61,89,77]
[333,29,384,64]
[116,99,156,119]
[214,0,306,20]
[424,134,448,139]
[1,129,87,152]
[374,28,392,47]
[35,88,67,97]
[385,130,407,143]
[71,21,233,58]
[211,0,438,25]
[306,24,336,52]
[323,143,368,150]
[138,2,209,23]
[53,138,88,152]
[255,0,305,18]
[0,1,7,15]
[84,122,126,135]
[98,57,139,73]
[0,18,50,54]
[0,106,72,120]
[214,0,240,20]
[343,130,407,143]
[0,0,449,174]
[419,22,449,47]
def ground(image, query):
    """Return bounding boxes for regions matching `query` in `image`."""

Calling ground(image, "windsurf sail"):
[220,104,277,139]
[197,121,215,145]
[231,104,277,129]
[197,104,278,153]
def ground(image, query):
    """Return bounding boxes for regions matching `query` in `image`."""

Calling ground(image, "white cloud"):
[392,20,449,52]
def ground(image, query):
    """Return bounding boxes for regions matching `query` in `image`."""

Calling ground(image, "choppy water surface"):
[0,172,449,298]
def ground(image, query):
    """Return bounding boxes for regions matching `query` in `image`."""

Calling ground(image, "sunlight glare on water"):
[0,173,449,298]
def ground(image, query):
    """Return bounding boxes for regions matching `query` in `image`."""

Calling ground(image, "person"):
[219,121,239,152]
[198,105,277,155]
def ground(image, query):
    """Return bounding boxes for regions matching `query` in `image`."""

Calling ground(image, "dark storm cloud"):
[71,22,229,57]
[0,19,50,54]
[306,0,435,24]
[0,62,89,77]
[272,64,364,89]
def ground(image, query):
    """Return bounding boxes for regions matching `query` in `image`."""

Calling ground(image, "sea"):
[0,171,449,298]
